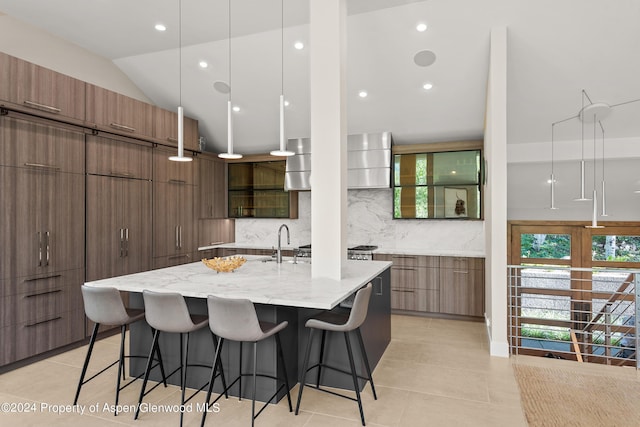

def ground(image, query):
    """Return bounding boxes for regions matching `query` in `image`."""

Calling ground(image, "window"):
[393,149,481,219]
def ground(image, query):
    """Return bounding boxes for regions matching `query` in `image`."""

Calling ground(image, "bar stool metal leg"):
[251,341,258,427]
[201,338,225,427]
[295,328,315,415]
[344,332,365,426]
[135,329,160,420]
[114,324,127,415]
[74,322,100,406]
[315,330,327,388]
[275,333,293,412]
[355,328,377,400]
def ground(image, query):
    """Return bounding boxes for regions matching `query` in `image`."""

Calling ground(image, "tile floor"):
[0,315,529,426]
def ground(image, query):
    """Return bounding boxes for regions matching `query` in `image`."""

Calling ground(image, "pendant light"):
[549,123,558,210]
[574,90,590,200]
[218,0,242,160]
[586,114,604,228]
[169,0,192,162]
[270,0,295,157]
[600,125,608,216]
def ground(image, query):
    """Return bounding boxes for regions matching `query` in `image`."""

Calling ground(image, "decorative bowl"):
[202,256,246,273]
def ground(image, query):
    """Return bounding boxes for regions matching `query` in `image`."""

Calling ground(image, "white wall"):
[0,14,150,102]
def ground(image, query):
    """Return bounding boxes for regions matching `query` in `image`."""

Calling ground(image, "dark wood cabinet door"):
[17,60,86,121]
[153,182,196,257]
[153,146,197,184]
[122,179,152,275]
[154,107,200,152]
[199,156,226,219]
[86,134,152,180]
[439,257,484,317]
[86,84,154,139]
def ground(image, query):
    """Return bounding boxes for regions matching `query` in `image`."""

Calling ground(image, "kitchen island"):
[84,256,391,402]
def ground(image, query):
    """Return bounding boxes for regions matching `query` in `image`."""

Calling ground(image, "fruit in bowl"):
[202,256,246,273]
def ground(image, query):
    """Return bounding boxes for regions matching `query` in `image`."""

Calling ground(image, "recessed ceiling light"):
[451,170,457,174]
[284,100,290,107]
[199,61,208,68]
[155,24,166,32]
[358,91,368,98]
[294,41,304,50]
[423,83,433,90]
[416,23,428,32]
[232,106,240,112]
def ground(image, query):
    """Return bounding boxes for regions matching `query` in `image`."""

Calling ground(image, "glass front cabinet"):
[228,161,296,218]
[393,148,482,219]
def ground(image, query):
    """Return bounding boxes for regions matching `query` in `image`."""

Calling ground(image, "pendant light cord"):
[282,0,284,96]
[228,0,231,103]
[179,0,182,106]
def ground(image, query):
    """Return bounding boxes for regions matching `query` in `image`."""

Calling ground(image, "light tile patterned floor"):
[0,315,528,426]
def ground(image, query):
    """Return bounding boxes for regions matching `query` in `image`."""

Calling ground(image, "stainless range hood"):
[284,132,392,191]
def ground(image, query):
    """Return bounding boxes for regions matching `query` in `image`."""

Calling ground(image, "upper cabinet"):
[198,154,227,219]
[153,107,200,152]
[393,141,483,220]
[0,52,86,121]
[85,84,154,140]
[227,159,298,219]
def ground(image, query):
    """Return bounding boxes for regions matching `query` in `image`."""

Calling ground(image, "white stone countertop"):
[373,247,485,258]
[198,243,485,258]
[85,256,392,310]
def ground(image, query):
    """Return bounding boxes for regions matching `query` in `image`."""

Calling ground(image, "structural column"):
[309,0,347,279]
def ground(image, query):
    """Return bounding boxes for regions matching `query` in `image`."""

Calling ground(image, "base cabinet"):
[375,253,484,318]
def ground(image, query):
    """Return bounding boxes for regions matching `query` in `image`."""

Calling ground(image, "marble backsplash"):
[234,189,485,254]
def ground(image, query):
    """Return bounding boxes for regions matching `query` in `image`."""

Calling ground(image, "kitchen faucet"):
[276,224,290,263]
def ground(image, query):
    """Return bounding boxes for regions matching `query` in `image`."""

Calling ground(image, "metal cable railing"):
[508,265,639,368]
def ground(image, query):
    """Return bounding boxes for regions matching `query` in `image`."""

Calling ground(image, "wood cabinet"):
[0,114,85,366]
[0,52,86,121]
[153,107,200,152]
[86,175,152,281]
[86,133,152,179]
[0,116,85,281]
[152,146,197,268]
[198,154,226,219]
[85,84,155,140]
[374,253,484,318]
[439,256,484,317]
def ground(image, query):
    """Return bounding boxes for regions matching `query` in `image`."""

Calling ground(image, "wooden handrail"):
[583,272,635,332]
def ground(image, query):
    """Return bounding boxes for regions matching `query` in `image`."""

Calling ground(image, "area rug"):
[513,364,640,427]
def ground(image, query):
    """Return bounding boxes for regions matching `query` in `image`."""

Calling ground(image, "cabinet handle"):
[169,179,186,184]
[120,228,124,257]
[26,316,61,327]
[175,226,179,250]
[453,270,469,274]
[23,100,61,113]
[37,232,42,267]
[374,276,383,296]
[393,267,417,271]
[179,226,183,249]
[109,122,136,132]
[45,231,50,266]
[24,162,60,171]
[125,228,129,257]
[168,254,190,260]
[26,289,62,298]
[392,289,415,293]
[109,171,134,178]
[24,274,62,282]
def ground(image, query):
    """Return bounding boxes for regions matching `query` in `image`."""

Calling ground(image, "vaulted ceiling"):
[1,0,639,153]
[1,0,640,218]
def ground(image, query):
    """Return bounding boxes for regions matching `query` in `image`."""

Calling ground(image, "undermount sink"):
[260,256,310,264]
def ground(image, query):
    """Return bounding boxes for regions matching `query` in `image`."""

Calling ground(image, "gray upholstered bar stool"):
[135,290,227,427]
[74,285,167,415]
[295,283,377,426]
[201,295,292,427]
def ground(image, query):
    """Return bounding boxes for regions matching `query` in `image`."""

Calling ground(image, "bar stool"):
[295,283,377,426]
[201,295,292,427]
[74,285,167,415]
[135,290,227,427]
